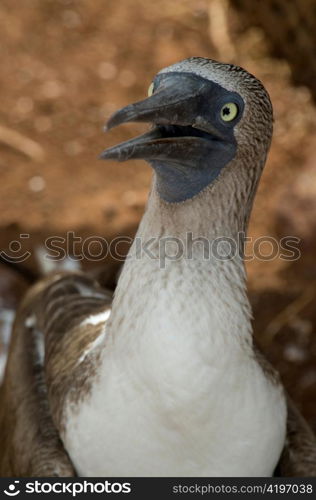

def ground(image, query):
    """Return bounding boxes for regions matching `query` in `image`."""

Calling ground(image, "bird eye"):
[147,82,154,96]
[220,102,239,122]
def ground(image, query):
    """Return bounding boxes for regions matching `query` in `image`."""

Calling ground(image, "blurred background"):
[0,0,316,430]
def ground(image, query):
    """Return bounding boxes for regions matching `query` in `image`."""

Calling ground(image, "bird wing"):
[277,397,316,477]
[0,272,112,476]
[254,343,316,476]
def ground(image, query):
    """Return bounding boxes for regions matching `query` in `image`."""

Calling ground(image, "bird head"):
[101,57,273,204]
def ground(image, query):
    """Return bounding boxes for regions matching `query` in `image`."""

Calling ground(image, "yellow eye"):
[147,82,154,96]
[220,102,239,122]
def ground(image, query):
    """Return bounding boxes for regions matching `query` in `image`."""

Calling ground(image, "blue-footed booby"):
[1,57,316,477]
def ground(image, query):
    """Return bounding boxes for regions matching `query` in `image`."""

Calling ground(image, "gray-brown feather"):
[277,398,316,476]
[0,272,112,476]
[0,296,75,476]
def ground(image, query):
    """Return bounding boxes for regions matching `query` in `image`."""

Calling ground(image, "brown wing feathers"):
[277,398,316,477]
[0,272,111,476]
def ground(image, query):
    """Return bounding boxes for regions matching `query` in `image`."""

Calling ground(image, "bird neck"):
[107,166,257,353]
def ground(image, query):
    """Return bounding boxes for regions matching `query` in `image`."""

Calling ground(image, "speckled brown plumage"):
[0,272,111,476]
[0,285,75,476]
[278,398,316,476]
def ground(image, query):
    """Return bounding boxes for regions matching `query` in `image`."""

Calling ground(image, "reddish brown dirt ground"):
[0,0,316,433]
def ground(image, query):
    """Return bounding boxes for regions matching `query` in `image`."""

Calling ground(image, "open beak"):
[100,73,224,166]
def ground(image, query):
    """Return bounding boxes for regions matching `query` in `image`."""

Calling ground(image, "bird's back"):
[0,272,112,476]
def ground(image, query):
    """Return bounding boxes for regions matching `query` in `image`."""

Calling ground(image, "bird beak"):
[100,73,224,164]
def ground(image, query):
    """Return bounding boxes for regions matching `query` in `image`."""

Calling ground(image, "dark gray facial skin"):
[101,72,245,203]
